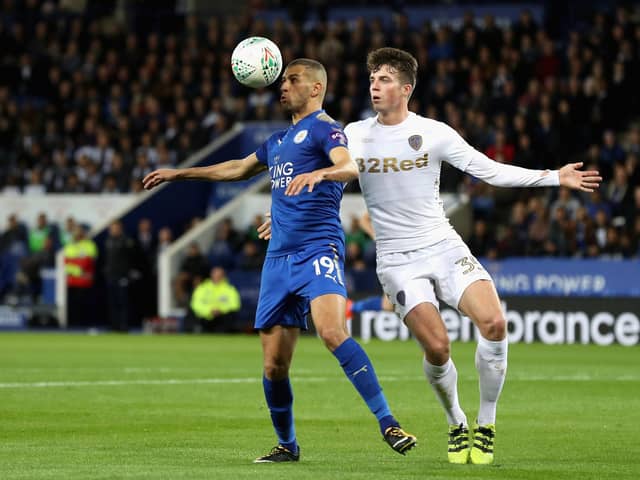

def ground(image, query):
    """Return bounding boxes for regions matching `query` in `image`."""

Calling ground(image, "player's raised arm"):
[285,146,358,196]
[142,152,267,190]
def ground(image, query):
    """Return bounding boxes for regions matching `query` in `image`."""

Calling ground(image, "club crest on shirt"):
[408,135,422,151]
[294,130,308,144]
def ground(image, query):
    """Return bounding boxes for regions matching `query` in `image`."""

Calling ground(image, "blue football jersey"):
[255,110,349,257]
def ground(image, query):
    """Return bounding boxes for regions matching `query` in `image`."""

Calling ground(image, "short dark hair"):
[366,47,418,91]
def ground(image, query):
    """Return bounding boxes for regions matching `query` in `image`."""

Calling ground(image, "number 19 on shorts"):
[312,256,344,286]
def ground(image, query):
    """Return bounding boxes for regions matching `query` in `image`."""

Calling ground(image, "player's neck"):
[376,107,409,126]
[291,102,322,125]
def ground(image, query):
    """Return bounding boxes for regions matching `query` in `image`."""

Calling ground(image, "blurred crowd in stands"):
[1,1,640,321]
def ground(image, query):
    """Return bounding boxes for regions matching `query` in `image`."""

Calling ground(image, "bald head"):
[285,58,327,102]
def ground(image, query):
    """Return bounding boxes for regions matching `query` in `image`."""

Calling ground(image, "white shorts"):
[376,237,493,319]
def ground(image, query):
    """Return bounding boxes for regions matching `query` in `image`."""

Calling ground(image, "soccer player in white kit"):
[341,48,602,465]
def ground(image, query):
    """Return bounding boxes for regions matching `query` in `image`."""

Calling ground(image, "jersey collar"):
[293,109,324,127]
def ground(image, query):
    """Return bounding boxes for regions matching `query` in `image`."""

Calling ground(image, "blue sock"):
[263,376,297,453]
[332,338,399,434]
[352,296,383,313]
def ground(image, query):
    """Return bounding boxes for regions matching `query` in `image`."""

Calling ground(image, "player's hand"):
[558,162,602,192]
[142,169,178,190]
[257,212,271,240]
[357,212,376,240]
[285,170,326,196]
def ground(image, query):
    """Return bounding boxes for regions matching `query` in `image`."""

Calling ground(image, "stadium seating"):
[1,1,638,328]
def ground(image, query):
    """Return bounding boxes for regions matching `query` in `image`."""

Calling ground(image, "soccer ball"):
[231,37,283,88]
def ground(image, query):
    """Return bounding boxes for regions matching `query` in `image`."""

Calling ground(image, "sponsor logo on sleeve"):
[330,130,347,145]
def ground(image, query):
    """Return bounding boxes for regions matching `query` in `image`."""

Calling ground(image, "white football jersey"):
[345,112,559,255]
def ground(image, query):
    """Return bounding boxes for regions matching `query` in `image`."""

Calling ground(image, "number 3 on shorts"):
[312,255,344,285]
[455,256,480,275]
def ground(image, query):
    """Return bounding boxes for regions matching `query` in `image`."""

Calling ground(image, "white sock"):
[423,357,467,426]
[475,335,508,425]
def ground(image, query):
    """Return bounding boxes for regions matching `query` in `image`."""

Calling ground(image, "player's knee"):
[263,360,290,380]
[316,326,348,351]
[481,313,506,340]
[427,338,450,363]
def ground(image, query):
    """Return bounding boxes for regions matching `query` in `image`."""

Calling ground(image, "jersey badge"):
[408,134,422,151]
[294,130,308,144]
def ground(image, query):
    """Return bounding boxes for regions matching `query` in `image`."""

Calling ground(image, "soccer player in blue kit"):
[142,59,416,462]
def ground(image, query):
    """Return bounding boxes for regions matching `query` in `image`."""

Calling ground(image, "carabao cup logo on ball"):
[231,37,283,88]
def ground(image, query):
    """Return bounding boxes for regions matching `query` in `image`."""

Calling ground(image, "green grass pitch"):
[1,333,639,479]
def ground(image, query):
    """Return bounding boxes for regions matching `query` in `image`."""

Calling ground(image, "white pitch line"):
[0,374,638,389]
[0,377,326,389]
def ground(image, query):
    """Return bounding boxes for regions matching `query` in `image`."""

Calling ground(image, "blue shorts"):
[254,245,347,330]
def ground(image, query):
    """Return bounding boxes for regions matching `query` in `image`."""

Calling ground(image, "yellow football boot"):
[470,423,495,465]
[447,423,470,464]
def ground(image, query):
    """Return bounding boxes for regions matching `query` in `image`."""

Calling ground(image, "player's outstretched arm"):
[558,162,601,192]
[462,150,603,190]
[142,153,266,190]
[443,124,602,191]
[285,146,358,196]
